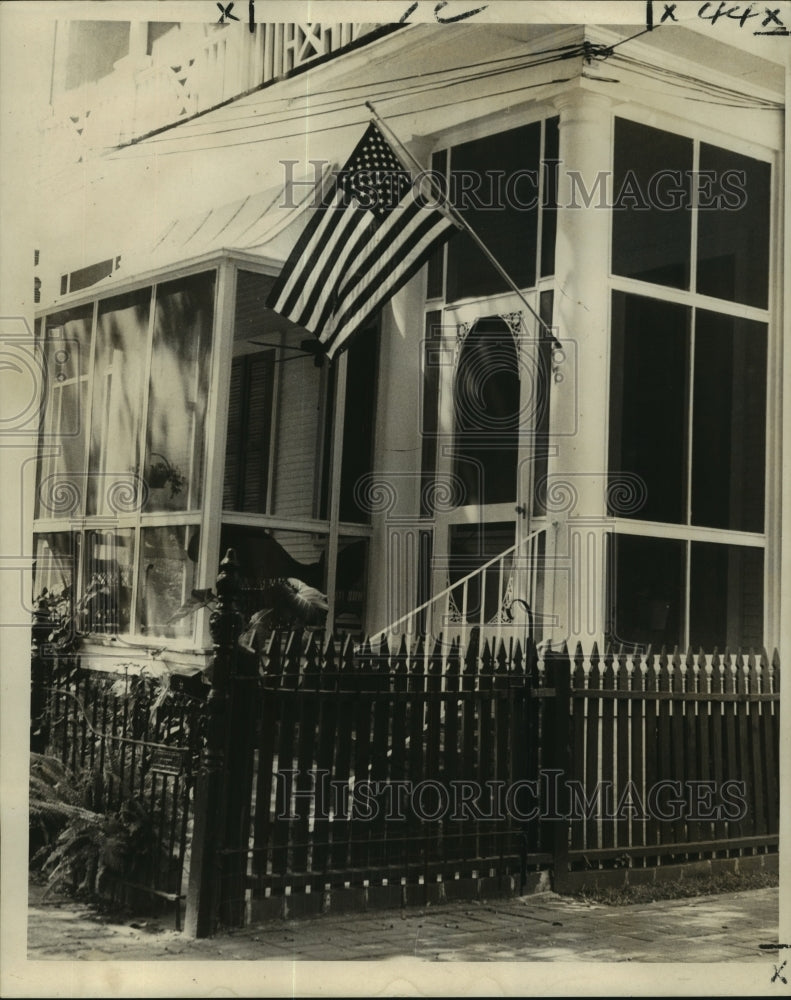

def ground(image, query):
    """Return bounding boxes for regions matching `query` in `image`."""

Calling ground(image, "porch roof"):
[142,164,331,272]
[43,165,329,310]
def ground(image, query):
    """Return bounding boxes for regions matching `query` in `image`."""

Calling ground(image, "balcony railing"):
[44,23,378,161]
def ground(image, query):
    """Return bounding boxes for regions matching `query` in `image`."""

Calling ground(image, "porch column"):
[546,86,615,649]
[366,279,424,636]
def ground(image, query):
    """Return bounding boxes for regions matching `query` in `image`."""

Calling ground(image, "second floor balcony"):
[43,20,383,161]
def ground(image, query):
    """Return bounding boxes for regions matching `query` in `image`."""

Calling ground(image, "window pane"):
[612,118,692,289]
[223,353,275,513]
[447,123,540,302]
[33,532,78,604]
[690,542,763,650]
[339,325,379,523]
[137,526,199,640]
[448,522,515,624]
[607,534,685,652]
[609,293,689,523]
[144,271,215,512]
[453,317,519,505]
[697,145,770,309]
[333,536,369,637]
[85,528,134,635]
[692,312,766,532]
[271,353,322,517]
[33,532,80,645]
[539,116,559,278]
[87,289,151,515]
[220,524,328,624]
[36,306,92,518]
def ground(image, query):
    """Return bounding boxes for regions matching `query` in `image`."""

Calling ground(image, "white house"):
[28,8,787,676]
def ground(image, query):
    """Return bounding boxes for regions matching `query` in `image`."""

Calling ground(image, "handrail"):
[372,526,547,645]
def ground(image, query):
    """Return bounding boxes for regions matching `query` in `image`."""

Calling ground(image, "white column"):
[366,278,425,636]
[546,87,615,649]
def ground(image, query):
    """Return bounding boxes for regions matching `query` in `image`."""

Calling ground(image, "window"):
[609,293,689,524]
[137,526,199,640]
[608,120,771,653]
[222,271,377,634]
[607,535,764,652]
[65,21,131,90]
[612,119,693,289]
[35,305,92,519]
[608,534,685,651]
[87,289,150,516]
[337,326,379,523]
[691,312,767,532]
[436,117,558,303]
[453,317,520,506]
[696,144,770,309]
[144,273,215,513]
[688,542,764,650]
[612,117,771,308]
[318,323,380,523]
[223,353,276,513]
[609,293,766,532]
[33,532,78,607]
[85,528,134,635]
[34,270,217,644]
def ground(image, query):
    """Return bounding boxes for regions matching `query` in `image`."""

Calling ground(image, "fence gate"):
[31,652,202,928]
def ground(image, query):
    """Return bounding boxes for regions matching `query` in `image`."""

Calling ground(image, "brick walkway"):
[27,882,780,964]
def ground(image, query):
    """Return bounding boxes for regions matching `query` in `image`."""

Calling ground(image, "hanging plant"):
[147,453,187,498]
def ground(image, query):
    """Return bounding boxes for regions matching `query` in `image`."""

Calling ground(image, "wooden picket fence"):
[31,553,780,935]
[204,628,780,927]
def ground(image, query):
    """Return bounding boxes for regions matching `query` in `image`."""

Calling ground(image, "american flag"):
[266,122,458,359]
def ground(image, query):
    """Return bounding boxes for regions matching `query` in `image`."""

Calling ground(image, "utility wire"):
[113,49,584,149]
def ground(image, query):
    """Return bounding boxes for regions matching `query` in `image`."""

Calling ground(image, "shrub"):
[29,751,159,900]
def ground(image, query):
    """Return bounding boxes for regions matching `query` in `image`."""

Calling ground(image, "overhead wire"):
[115,39,588,141]
[110,47,586,152]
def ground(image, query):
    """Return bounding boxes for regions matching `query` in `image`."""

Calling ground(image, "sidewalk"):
[27,880,780,963]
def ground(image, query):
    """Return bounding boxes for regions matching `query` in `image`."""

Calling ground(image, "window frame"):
[606,109,777,650]
[219,263,378,635]
[33,258,220,651]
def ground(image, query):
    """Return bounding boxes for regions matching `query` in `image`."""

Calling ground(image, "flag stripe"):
[270,191,351,316]
[321,196,444,340]
[309,196,427,336]
[324,213,455,357]
[300,208,376,332]
[266,121,459,356]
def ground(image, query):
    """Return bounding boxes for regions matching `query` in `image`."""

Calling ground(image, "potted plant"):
[147,453,187,498]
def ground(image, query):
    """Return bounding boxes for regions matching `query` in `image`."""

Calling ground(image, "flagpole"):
[365,100,562,349]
